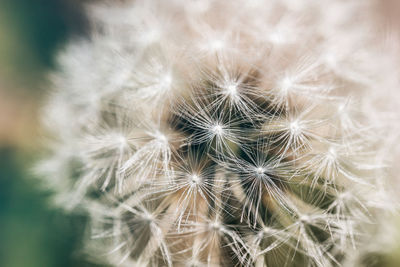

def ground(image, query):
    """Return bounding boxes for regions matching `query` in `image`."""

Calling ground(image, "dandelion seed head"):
[289,120,302,136]
[115,134,128,146]
[337,192,350,201]
[209,39,225,51]
[38,0,399,266]
[262,226,273,234]
[328,146,337,160]
[189,173,201,184]
[211,123,224,136]
[299,215,311,224]
[160,73,173,88]
[280,76,294,92]
[208,220,223,232]
[142,212,155,222]
[151,131,168,144]
[224,81,238,96]
[255,167,265,175]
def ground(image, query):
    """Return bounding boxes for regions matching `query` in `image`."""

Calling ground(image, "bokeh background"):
[0,1,104,266]
[0,1,400,267]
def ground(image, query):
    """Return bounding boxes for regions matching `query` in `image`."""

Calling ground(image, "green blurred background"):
[0,1,104,266]
[0,1,400,267]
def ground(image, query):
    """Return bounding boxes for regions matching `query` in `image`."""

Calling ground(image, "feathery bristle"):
[38,0,400,266]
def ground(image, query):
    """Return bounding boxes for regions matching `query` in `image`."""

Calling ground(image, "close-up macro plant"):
[2,0,400,267]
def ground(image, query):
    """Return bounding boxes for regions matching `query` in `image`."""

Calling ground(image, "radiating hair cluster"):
[38,0,400,266]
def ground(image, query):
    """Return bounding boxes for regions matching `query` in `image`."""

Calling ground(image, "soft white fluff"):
[38,0,400,266]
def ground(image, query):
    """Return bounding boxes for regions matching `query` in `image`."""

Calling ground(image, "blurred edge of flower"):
[0,1,399,267]
[0,1,106,266]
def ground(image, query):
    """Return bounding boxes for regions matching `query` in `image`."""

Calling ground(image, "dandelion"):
[38,0,399,266]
